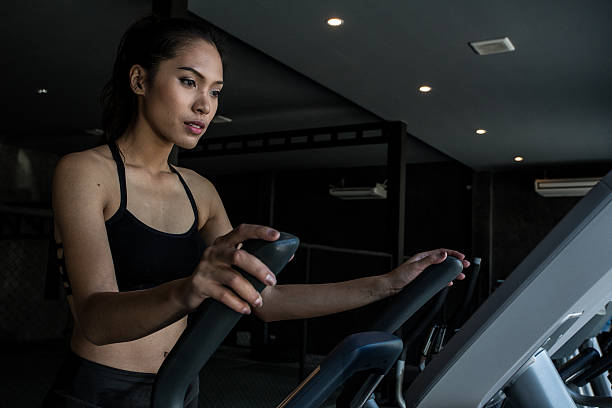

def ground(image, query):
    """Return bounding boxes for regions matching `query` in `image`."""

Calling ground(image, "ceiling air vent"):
[469,37,515,55]
[329,183,387,200]
[534,177,601,198]
[212,115,232,124]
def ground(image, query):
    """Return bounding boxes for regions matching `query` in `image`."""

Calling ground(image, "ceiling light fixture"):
[36,88,48,94]
[514,156,524,162]
[327,17,344,27]
[476,129,487,135]
[419,86,432,93]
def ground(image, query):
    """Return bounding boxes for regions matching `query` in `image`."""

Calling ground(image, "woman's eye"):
[210,90,222,98]
[181,78,196,88]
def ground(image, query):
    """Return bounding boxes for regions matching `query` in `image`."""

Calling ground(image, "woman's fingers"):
[201,241,277,307]
[193,224,281,312]
[414,251,469,285]
[212,246,276,287]
[413,250,447,271]
[446,272,466,286]
[215,224,279,248]
[440,249,465,260]
[216,267,264,309]
[409,249,470,269]
[405,251,429,263]
[207,282,253,314]
[440,249,471,268]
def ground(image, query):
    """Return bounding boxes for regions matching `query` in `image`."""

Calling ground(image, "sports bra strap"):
[108,141,127,211]
[169,165,199,224]
[107,141,198,226]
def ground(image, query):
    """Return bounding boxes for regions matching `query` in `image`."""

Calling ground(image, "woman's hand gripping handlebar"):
[182,224,282,314]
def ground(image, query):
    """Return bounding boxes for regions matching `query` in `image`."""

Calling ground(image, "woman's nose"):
[194,94,211,115]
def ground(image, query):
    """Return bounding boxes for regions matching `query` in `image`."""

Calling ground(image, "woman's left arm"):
[182,169,468,322]
[255,249,468,322]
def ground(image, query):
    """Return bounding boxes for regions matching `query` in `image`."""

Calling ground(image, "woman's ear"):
[129,64,147,95]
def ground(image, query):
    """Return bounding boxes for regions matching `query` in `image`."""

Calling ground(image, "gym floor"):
[0,341,340,408]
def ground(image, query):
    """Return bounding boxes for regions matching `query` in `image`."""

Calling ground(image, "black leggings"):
[42,350,199,408]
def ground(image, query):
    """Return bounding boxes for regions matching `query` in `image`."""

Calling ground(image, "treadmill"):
[150,234,463,407]
[153,168,612,407]
[405,170,612,407]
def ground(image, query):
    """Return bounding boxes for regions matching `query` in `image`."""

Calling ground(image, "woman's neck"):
[116,121,174,174]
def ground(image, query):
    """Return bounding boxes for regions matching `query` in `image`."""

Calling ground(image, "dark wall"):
[0,144,57,204]
[404,162,473,255]
[470,163,611,306]
[491,171,579,281]
[206,161,473,355]
[210,162,473,260]
[206,160,611,356]
[0,145,67,342]
[210,166,389,250]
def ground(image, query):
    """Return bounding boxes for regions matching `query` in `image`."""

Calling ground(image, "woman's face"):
[138,39,224,149]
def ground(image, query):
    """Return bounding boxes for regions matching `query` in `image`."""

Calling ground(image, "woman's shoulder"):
[53,145,117,191]
[172,166,217,195]
[171,167,222,227]
[56,145,114,171]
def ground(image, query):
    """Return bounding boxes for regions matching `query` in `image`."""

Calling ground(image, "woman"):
[44,15,468,407]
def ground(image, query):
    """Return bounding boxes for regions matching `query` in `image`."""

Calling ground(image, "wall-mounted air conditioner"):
[534,177,601,197]
[329,183,387,200]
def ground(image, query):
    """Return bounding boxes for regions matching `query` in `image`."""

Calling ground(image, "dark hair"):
[101,15,225,142]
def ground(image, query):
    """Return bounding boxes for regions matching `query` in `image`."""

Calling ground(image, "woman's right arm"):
[53,153,275,346]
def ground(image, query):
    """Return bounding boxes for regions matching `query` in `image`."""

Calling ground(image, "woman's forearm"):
[77,277,196,346]
[255,274,395,322]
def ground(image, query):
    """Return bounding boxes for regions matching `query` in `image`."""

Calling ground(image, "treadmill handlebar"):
[337,256,464,408]
[151,233,300,408]
[277,332,403,408]
[371,256,464,333]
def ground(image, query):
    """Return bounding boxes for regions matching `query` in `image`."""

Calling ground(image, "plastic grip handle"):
[336,256,464,408]
[371,256,464,333]
[234,234,298,291]
[151,233,300,408]
[278,332,403,408]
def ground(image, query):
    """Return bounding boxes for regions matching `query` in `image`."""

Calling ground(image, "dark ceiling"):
[2,0,611,172]
[190,0,612,170]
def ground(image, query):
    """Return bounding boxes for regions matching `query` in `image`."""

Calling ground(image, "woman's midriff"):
[70,316,187,374]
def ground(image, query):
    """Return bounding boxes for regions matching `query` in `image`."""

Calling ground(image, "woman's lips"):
[184,122,204,135]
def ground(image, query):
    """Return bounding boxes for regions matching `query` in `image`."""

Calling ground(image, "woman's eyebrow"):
[177,67,224,85]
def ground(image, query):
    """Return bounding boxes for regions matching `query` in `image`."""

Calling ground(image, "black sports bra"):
[58,142,207,294]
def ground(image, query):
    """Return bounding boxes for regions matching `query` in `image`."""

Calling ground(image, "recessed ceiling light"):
[514,156,524,162]
[476,129,487,135]
[36,88,48,94]
[419,86,432,93]
[327,17,344,27]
